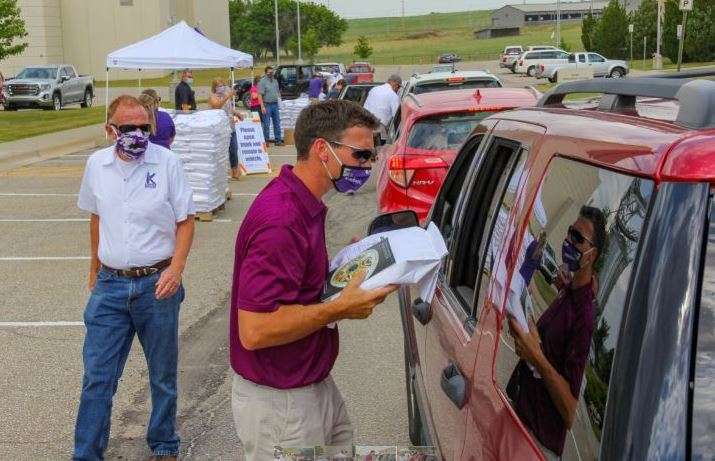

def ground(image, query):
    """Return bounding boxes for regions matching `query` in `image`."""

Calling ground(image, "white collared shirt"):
[78,142,195,270]
[363,82,400,126]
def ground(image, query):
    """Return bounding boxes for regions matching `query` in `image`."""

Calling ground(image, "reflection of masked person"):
[506,206,606,457]
[518,231,547,286]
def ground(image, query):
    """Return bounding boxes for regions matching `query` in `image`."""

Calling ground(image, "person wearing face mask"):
[506,206,606,459]
[209,78,244,180]
[229,100,397,461]
[73,95,195,461]
[258,65,284,145]
[175,69,196,112]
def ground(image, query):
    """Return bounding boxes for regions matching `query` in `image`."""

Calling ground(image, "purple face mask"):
[113,127,149,160]
[324,143,371,193]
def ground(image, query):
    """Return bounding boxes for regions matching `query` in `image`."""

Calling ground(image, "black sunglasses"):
[112,124,151,134]
[568,225,594,246]
[329,140,376,164]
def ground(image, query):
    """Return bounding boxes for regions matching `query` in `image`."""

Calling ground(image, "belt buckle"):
[147,267,159,276]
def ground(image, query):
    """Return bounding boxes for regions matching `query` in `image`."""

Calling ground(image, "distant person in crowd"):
[248,75,266,116]
[308,73,324,104]
[141,88,176,150]
[363,74,401,129]
[258,65,284,145]
[328,79,346,100]
[0,71,5,106]
[229,100,396,460]
[175,69,196,112]
[507,206,606,458]
[73,95,195,461]
[138,93,158,134]
[209,77,244,180]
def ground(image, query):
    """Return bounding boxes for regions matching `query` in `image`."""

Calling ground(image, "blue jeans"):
[73,268,184,460]
[229,129,238,168]
[262,102,282,143]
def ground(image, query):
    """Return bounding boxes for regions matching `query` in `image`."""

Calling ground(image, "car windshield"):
[412,78,501,94]
[16,67,57,79]
[506,47,522,54]
[407,112,494,150]
[318,65,340,73]
[349,65,371,73]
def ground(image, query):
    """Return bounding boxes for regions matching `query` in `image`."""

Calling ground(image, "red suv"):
[376,88,539,223]
[389,77,715,460]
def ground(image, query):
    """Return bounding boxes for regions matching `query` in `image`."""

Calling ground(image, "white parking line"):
[0,321,84,327]
[0,218,88,222]
[0,257,90,261]
[0,193,79,197]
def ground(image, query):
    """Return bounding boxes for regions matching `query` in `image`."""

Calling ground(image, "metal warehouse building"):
[490,1,609,29]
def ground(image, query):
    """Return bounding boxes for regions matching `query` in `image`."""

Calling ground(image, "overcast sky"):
[312,0,534,19]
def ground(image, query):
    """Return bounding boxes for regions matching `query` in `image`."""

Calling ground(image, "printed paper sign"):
[236,121,271,175]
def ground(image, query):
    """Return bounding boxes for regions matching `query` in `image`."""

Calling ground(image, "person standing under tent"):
[175,69,196,112]
[209,77,244,180]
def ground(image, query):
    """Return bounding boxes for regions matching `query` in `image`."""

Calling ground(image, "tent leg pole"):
[105,69,109,139]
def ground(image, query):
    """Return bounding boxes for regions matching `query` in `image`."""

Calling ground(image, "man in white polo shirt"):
[73,95,195,461]
[363,74,402,129]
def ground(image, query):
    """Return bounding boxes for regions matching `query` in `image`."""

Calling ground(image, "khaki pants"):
[232,373,353,461]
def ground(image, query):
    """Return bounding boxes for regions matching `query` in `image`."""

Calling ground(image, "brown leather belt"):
[101,258,172,278]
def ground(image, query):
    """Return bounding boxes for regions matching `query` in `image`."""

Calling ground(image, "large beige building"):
[3,0,230,80]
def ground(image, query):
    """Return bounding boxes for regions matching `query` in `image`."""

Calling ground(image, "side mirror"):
[367,210,419,236]
[61,75,70,82]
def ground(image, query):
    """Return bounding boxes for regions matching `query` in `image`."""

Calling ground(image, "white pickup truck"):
[536,52,629,83]
[2,64,94,111]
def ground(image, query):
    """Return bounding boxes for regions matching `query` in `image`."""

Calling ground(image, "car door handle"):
[411,297,431,325]
[441,362,467,409]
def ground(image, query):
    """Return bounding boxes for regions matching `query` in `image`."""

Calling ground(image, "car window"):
[588,53,605,63]
[430,134,486,248]
[65,67,76,78]
[412,78,501,94]
[579,54,587,63]
[387,106,402,143]
[407,112,494,151]
[692,196,715,461]
[494,158,654,460]
[279,67,297,81]
[449,138,525,314]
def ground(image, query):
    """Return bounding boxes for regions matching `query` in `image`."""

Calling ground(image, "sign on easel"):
[236,121,272,175]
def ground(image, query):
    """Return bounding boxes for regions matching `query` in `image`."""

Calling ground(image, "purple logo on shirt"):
[145,172,157,189]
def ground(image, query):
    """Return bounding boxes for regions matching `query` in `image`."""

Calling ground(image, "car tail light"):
[388,155,448,188]
[518,59,523,66]
[539,64,544,72]
[447,76,465,83]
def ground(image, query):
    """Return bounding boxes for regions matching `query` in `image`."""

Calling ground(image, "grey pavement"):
[0,144,408,460]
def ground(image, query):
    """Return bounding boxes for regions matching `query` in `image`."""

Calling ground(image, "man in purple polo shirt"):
[308,73,324,104]
[229,99,396,460]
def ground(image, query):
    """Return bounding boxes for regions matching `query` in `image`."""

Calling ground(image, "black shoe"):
[275,141,285,146]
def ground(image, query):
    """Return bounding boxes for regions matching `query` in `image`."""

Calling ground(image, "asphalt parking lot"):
[0,146,409,459]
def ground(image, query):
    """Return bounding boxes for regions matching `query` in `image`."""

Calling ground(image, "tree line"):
[229,0,348,61]
[581,0,715,63]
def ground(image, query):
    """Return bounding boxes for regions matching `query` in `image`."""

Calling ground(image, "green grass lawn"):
[0,106,107,143]
[316,11,584,65]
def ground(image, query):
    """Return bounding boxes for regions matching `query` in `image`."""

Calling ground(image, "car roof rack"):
[537,77,715,129]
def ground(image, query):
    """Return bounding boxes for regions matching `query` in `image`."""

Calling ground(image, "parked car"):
[499,45,524,72]
[3,64,94,111]
[537,52,630,82]
[232,78,253,107]
[438,53,462,64]
[338,82,382,106]
[527,45,561,51]
[390,77,715,460]
[400,71,502,99]
[314,62,347,76]
[514,49,569,77]
[345,61,374,84]
[376,87,539,222]
[275,64,321,99]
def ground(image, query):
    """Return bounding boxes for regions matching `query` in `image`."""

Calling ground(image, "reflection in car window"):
[692,197,715,461]
[407,113,493,151]
[494,158,654,460]
[412,79,502,94]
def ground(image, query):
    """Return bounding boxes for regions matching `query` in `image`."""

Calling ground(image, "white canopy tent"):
[104,20,253,122]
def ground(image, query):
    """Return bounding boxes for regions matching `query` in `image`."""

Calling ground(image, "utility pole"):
[654,0,664,69]
[556,0,561,47]
[297,0,302,63]
[274,0,280,65]
[677,0,693,71]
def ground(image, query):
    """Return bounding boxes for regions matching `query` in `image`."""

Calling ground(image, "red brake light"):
[388,155,448,188]
[447,76,465,83]
[518,59,523,65]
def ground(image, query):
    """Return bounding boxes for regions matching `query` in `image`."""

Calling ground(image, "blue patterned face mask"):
[112,126,149,160]
[323,143,371,194]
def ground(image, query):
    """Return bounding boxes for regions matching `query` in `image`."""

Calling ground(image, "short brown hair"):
[141,88,160,104]
[137,94,157,135]
[107,95,144,122]
[294,99,379,160]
